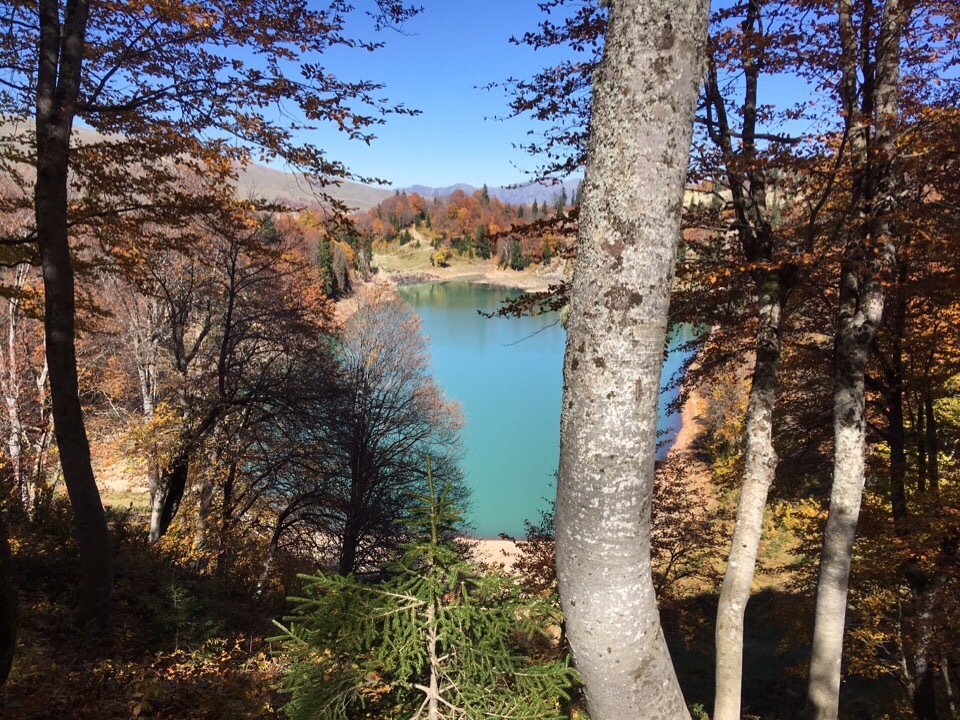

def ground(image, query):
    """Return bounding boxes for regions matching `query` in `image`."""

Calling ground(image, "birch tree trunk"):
[554,0,708,717]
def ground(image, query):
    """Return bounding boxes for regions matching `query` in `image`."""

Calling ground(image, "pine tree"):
[276,459,574,720]
[556,188,567,217]
[475,225,491,260]
[315,238,335,298]
[509,240,530,271]
[532,199,539,217]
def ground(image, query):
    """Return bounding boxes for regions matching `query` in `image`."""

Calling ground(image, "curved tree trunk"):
[554,0,707,717]
[35,0,112,629]
[714,271,785,720]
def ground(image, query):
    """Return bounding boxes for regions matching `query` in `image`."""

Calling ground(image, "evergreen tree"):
[556,187,567,216]
[532,199,539,217]
[276,460,574,720]
[475,225,491,260]
[259,215,281,244]
[509,240,530,271]
[518,205,525,219]
[315,238,335,298]
[481,183,490,204]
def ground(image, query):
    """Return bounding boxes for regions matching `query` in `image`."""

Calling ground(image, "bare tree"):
[323,290,465,576]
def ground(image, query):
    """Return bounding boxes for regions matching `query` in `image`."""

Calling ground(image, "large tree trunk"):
[714,270,785,720]
[554,0,707,717]
[805,1,907,716]
[35,0,112,628]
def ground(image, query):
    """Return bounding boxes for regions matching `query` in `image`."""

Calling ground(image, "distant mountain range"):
[233,173,583,213]
[2,121,580,212]
[400,179,581,206]
[234,164,394,212]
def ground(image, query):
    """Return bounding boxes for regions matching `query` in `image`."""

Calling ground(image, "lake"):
[398,281,694,538]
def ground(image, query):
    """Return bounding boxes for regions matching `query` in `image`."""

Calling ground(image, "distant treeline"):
[352,186,577,269]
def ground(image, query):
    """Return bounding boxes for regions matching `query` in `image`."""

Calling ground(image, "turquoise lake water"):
[397,281,694,538]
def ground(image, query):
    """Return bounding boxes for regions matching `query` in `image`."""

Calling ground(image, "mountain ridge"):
[399,178,581,206]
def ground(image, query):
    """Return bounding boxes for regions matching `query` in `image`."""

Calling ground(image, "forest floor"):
[1,503,291,719]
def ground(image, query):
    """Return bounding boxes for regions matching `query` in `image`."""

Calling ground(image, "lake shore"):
[356,252,706,571]
[372,246,570,293]
[468,375,707,570]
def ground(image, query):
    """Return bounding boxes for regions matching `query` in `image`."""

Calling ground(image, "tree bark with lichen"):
[554,0,708,717]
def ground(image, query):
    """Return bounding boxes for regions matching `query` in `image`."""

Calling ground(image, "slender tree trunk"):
[35,0,112,628]
[149,406,219,543]
[554,0,707,717]
[192,473,216,570]
[149,450,189,543]
[806,0,907,715]
[943,655,957,719]
[255,530,281,599]
[887,288,908,522]
[806,272,880,720]
[906,569,946,720]
[924,391,939,495]
[916,395,927,493]
[426,599,440,720]
[4,265,28,509]
[338,517,360,576]
[714,271,785,720]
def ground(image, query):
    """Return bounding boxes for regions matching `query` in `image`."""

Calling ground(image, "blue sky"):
[296,1,827,190]
[306,1,575,189]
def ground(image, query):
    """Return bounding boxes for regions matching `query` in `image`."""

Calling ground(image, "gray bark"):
[943,655,957,719]
[3,265,28,509]
[704,2,796,714]
[924,390,939,495]
[714,271,784,720]
[805,0,908,716]
[554,0,708,717]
